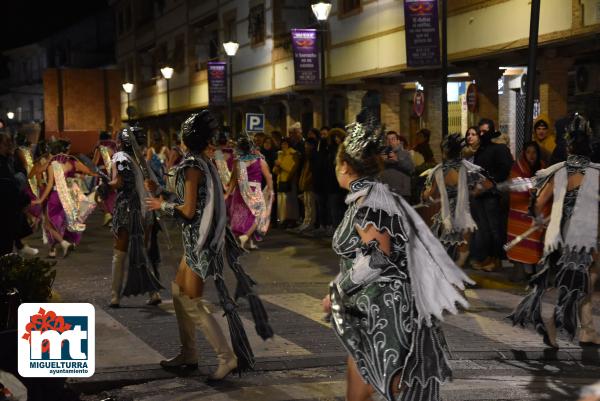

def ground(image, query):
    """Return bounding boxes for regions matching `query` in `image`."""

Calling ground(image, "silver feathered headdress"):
[343,109,384,161]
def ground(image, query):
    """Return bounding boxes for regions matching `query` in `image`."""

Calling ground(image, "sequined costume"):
[228,155,273,240]
[162,151,273,371]
[425,159,483,257]
[510,154,600,341]
[331,177,473,401]
[111,151,163,297]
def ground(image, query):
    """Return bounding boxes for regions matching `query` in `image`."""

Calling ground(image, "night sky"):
[0,0,108,51]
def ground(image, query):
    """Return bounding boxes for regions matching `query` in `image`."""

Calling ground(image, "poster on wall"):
[207,61,227,107]
[403,0,440,67]
[291,28,319,85]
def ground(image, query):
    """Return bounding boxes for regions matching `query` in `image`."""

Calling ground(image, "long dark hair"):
[522,141,542,173]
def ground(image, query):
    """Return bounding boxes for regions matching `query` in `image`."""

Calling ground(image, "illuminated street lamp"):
[122,82,134,121]
[223,41,239,135]
[311,2,331,126]
[161,66,174,134]
[6,111,14,120]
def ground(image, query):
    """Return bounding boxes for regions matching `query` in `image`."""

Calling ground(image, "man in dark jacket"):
[379,131,414,199]
[471,119,513,271]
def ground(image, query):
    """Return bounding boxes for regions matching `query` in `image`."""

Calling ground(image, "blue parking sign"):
[245,113,265,132]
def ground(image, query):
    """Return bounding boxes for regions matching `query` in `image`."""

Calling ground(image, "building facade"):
[111,0,600,159]
[0,9,115,142]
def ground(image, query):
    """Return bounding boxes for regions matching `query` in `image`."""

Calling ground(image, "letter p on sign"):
[245,113,265,132]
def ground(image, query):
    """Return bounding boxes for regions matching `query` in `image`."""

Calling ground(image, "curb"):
[68,353,348,394]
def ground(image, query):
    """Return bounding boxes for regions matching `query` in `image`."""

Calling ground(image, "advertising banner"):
[291,29,319,85]
[208,61,228,106]
[404,0,440,67]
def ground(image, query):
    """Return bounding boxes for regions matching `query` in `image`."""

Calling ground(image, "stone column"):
[470,62,502,124]
[538,55,571,121]
[422,79,442,162]
[346,90,367,124]
[381,84,402,134]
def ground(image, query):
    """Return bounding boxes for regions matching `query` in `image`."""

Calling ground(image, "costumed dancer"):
[103,128,163,308]
[146,111,273,380]
[92,131,118,226]
[214,131,234,193]
[32,139,97,258]
[323,111,473,401]
[422,133,487,267]
[226,132,274,250]
[510,114,600,348]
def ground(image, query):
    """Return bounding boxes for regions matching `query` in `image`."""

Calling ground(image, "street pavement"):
[26,212,600,401]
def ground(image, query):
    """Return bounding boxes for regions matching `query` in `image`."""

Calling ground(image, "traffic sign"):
[245,113,265,132]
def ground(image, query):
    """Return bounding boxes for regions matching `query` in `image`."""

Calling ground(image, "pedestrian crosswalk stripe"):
[159,300,312,358]
[260,293,332,328]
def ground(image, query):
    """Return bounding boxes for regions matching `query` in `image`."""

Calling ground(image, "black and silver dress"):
[331,177,473,401]
[163,152,274,371]
[111,151,163,297]
[426,159,483,257]
[510,155,600,339]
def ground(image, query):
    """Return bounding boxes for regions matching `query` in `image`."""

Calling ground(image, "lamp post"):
[122,82,134,122]
[160,66,174,144]
[311,2,332,127]
[223,41,239,135]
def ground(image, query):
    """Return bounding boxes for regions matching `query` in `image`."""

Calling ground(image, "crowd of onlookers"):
[249,112,598,282]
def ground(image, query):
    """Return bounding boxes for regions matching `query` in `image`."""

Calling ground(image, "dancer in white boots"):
[104,128,162,308]
[422,133,488,267]
[146,111,273,380]
[510,114,600,348]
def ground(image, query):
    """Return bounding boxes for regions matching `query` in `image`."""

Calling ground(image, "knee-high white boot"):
[579,267,600,346]
[110,250,127,307]
[177,290,238,380]
[160,282,199,368]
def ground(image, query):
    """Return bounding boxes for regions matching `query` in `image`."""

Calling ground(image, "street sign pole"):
[523,0,541,144]
[441,0,448,138]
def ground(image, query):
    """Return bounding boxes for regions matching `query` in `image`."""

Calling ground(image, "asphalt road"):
[25,212,600,401]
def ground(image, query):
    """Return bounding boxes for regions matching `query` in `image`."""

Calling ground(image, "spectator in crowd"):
[260,136,277,171]
[297,138,317,232]
[0,133,31,255]
[462,126,480,162]
[271,130,283,149]
[412,128,436,169]
[253,132,266,148]
[506,141,547,281]
[379,131,414,199]
[550,115,570,164]
[288,122,305,159]
[326,128,347,234]
[313,127,331,233]
[532,114,556,164]
[273,138,299,228]
[470,118,514,271]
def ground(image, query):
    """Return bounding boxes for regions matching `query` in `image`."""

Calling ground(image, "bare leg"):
[346,356,374,401]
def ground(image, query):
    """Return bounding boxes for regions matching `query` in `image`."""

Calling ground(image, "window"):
[223,11,237,42]
[155,43,168,71]
[124,3,132,31]
[339,0,361,16]
[138,46,155,85]
[173,34,185,72]
[248,4,265,46]
[136,0,154,25]
[191,15,219,71]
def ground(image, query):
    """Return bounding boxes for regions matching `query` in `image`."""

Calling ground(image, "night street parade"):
[1,1,600,400]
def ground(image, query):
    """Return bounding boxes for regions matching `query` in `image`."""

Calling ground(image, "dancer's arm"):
[75,160,98,177]
[534,177,553,217]
[145,167,202,219]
